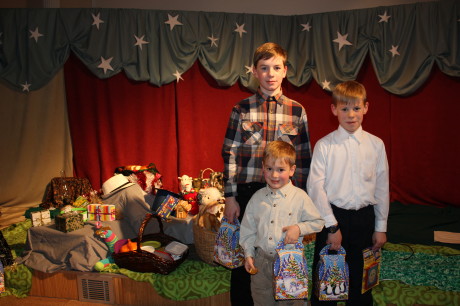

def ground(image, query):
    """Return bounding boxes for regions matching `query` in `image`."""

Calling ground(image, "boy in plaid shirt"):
[222,42,312,305]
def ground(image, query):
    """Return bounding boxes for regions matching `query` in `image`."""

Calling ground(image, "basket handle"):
[136,213,164,251]
[200,168,214,179]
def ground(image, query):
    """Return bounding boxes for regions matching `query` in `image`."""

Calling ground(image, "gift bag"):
[213,217,244,269]
[156,194,181,220]
[273,240,309,300]
[42,177,93,208]
[361,247,381,293]
[315,245,349,301]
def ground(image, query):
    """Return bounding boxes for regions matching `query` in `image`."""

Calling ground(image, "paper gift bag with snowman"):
[273,240,309,300]
[315,245,349,301]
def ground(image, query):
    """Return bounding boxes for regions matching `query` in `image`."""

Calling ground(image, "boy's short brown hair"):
[253,42,288,68]
[263,140,296,167]
[332,80,367,106]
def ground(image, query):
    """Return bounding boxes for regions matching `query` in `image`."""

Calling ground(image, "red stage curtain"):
[64,54,460,207]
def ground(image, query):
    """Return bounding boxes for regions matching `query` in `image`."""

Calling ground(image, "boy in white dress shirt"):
[240,140,324,306]
[307,81,389,305]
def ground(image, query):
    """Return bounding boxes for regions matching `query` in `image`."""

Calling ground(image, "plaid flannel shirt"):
[222,89,312,198]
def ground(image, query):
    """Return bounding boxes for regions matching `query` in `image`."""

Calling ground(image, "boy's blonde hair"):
[253,42,288,67]
[263,140,296,167]
[332,81,367,106]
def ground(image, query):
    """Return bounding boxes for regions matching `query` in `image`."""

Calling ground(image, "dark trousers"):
[311,205,375,306]
[230,182,265,306]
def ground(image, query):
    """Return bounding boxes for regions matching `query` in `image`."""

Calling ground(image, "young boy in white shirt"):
[307,81,389,305]
[240,140,324,306]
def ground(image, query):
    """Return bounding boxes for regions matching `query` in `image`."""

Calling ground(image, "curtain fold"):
[0,1,458,95]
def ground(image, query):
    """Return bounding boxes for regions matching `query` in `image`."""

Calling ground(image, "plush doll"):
[195,187,226,232]
[93,225,119,271]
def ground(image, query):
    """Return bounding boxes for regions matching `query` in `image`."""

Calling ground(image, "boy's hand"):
[244,257,258,274]
[224,196,240,223]
[282,225,300,244]
[326,230,342,251]
[372,232,387,251]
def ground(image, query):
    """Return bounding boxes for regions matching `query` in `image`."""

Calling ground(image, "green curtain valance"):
[0,0,458,95]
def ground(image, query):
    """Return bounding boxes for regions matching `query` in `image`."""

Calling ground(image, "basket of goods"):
[192,186,225,266]
[198,168,224,192]
[113,213,188,274]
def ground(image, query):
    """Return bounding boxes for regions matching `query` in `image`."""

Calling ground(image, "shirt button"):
[289,213,292,216]
[271,220,274,223]
[269,237,272,240]
[273,204,277,207]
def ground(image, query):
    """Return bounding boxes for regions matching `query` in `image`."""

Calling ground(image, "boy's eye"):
[353,107,361,111]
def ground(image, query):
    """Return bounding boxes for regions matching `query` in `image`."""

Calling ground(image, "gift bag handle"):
[319,244,346,255]
[276,239,304,251]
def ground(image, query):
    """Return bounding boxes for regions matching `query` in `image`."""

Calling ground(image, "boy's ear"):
[331,104,338,116]
[289,164,296,176]
[363,101,369,114]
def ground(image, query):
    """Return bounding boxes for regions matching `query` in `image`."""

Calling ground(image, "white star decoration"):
[301,23,312,32]
[98,56,114,74]
[333,32,352,51]
[21,81,31,92]
[134,34,149,50]
[173,70,184,82]
[321,79,331,91]
[245,65,253,74]
[29,27,44,43]
[378,11,391,23]
[389,45,400,57]
[208,35,218,48]
[234,23,247,38]
[92,13,104,30]
[165,14,183,31]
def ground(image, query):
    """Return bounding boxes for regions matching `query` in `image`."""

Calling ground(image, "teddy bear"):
[195,187,225,232]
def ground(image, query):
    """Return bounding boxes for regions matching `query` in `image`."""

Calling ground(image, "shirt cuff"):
[324,214,338,228]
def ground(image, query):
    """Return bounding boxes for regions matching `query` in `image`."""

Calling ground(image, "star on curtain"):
[21,81,31,92]
[234,23,247,38]
[29,27,44,43]
[301,23,312,32]
[321,79,331,90]
[389,45,400,57]
[134,34,149,50]
[333,32,352,51]
[98,56,114,74]
[208,34,218,47]
[378,11,391,23]
[173,70,184,82]
[165,14,183,31]
[92,13,104,30]
[245,65,254,74]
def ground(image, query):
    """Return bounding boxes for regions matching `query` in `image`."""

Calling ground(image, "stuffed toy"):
[93,225,119,271]
[195,187,225,232]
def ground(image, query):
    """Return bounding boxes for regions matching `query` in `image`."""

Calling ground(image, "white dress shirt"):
[240,181,324,258]
[307,125,389,232]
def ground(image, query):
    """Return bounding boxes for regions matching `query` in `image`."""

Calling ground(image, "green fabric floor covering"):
[1,218,460,305]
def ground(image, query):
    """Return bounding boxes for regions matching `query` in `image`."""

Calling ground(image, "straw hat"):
[101,174,135,197]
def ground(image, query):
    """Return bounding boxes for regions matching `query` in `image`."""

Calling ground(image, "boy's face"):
[263,157,295,191]
[331,100,369,133]
[252,55,287,96]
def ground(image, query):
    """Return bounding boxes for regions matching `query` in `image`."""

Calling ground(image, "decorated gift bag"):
[361,247,381,293]
[213,217,244,269]
[273,240,309,300]
[315,245,349,301]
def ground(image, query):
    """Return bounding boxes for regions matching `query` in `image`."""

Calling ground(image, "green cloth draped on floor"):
[1,220,460,305]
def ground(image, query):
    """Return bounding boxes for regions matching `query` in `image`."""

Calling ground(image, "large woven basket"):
[192,219,218,266]
[113,213,188,274]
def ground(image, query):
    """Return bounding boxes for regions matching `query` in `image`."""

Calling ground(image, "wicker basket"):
[192,218,218,266]
[113,213,188,274]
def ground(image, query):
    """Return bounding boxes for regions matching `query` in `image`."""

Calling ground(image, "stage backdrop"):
[64,54,460,207]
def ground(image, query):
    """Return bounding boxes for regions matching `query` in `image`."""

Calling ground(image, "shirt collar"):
[337,125,364,144]
[256,88,284,106]
[265,180,294,198]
